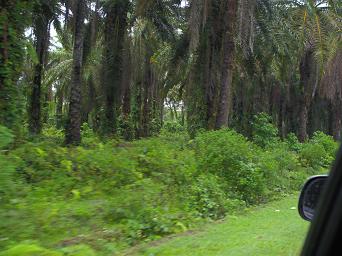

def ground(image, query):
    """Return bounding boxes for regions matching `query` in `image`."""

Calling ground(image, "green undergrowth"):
[132,195,309,256]
[0,121,337,255]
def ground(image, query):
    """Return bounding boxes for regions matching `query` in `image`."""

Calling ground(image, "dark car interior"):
[299,147,342,255]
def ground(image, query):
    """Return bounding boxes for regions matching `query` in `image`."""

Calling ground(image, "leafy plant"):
[251,113,279,148]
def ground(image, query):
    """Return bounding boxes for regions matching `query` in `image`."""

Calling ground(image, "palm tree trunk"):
[332,99,342,141]
[142,60,152,137]
[64,0,69,28]
[215,0,238,129]
[29,15,50,135]
[102,1,129,134]
[120,36,132,140]
[298,101,308,142]
[0,9,9,92]
[65,0,85,145]
[56,88,64,129]
[0,8,9,127]
[135,82,142,138]
[298,46,317,141]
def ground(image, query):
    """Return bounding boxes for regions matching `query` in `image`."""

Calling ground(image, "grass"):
[128,195,309,256]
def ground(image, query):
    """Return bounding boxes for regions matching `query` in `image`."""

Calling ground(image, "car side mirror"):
[298,175,328,221]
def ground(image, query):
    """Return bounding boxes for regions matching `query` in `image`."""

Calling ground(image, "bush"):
[310,131,338,159]
[41,126,64,144]
[0,125,21,200]
[251,113,279,148]
[258,143,306,194]
[300,132,337,172]
[188,174,245,219]
[0,125,14,149]
[285,133,302,152]
[106,179,193,243]
[194,129,267,204]
[161,121,186,134]
[193,129,312,203]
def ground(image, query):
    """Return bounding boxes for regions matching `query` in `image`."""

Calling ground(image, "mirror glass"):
[299,176,328,221]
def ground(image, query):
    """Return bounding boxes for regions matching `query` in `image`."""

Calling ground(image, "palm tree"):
[0,0,31,129]
[215,0,238,128]
[286,0,338,141]
[102,0,130,134]
[29,0,57,135]
[320,49,342,139]
[65,0,86,145]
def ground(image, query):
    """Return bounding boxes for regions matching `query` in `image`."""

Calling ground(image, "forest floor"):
[126,195,309,256]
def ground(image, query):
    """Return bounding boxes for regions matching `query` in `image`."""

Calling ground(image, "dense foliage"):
[0,121,337,255]
[0,0,341,255]
[0,0,341,143]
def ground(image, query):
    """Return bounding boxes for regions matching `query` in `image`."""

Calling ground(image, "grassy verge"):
[129,195,309,256]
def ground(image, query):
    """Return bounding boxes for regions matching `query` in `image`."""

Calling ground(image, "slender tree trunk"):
[169,102,174,120]
[90,0,99,46]
[122,83,131,140]
[122,82,131,120]
[64,0,69,28]
[135,82,142,138]
[142,60,152,137]
[0,9,8,92]
[42,22,52,125]
[65,0,85,145]
[173,103,178,120]
[278,86,287,138]
[29,15,49,135]
[181,104,185,126]
[205,43,215,129]
[120,36,132,140]
[56,88,64,129]
[298,101,308,142]
[298,46,316,141]
[332,99,342,141]
[299,49,314,142]
[215,0,238,129]
[0,9,9,126]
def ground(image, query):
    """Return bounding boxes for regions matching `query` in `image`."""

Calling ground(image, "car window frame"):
[301,145,342,255]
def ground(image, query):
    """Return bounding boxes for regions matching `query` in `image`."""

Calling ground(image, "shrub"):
[0,125,14,149]
[300,132,337,172]
[117,115,135,140]
[310,131,338,159]
[258,144,306,194]
[251,112,279,148]
[132,137,196,186]
[285,133,302,152]
[161,121,186,134]
[0,126,20,200]
[81,123,102,147]
[194,129,267,204]
[188,174,245,219]
[41,126,64,144]
[105,178,195,243]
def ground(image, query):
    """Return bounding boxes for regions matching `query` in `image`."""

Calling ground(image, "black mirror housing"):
[298,175,328,221]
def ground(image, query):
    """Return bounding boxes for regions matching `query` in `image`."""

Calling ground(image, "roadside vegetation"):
[1,0,340,255]
[0,114,337,255]
[132,196,309,256]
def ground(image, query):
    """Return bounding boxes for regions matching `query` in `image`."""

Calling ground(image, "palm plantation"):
[0,0,341,255]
